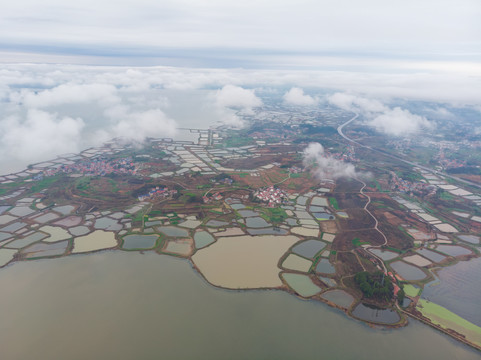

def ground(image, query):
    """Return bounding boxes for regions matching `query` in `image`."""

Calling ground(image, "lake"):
[0,251,479,359]
[422,257,481,328]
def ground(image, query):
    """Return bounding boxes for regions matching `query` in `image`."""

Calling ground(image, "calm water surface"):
[0,251,479,360]
[422,257,481,327]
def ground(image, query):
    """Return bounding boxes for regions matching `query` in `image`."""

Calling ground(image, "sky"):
[0,0,480,68]
[0,1,480,175]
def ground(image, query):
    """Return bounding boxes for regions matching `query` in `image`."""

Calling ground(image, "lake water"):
[422,257,481,327]
[0,251,478,359]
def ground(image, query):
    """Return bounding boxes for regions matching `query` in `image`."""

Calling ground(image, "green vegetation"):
[75,177,91,191]
[31,175,62,193]
[354,271,393,301]
[351,237,369,247]
[439,190,455,201]
[417,299,481,345]
[397,287,405,304]
[403,284,421,297]
[260,207,288,223]
[107,178,119,192]
[329,197,340,210]
[224,133,254,148]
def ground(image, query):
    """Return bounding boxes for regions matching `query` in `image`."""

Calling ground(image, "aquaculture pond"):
[9,206,36,217]
[0,205,10,214]
[21,240,69,258]
[94,217,122,231]
[390,261,427,281]
[282,254,312,273]
[285,218,298,226]
[54,216,83,227]
[312,213,335,220]
[321,290,355,309]
[157,226,189,238]
[245,217,270,228]
[281,273,322,298]
[415,248,447,263]
[247,227,288,235]
[69,226,90,236]
[315,258,336,274]
[0,248,16,267]
[192,235,299,289]
[368,248,399,261]
[422,257,481,327]
[122,235,159,250]
[237,210,259,218]
[292,240,326,259]
[435,245,473,257]
[72,231,118,253]
[194,231,215,249]
[1,252,479,359]
[41,226,71,242]
[206,220,230,227]
[351,303,400,324]
[230,203,246,210]
[52,205,75,215]
[457,235,480,245]
[6,232,48,249]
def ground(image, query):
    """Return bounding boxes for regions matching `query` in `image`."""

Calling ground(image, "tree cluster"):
[354,271,393,301]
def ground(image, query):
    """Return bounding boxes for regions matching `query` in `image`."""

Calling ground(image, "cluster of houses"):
[137,186,177,201]
[43,157,137,177]
[254,186,288,207]
[390,172,434,195]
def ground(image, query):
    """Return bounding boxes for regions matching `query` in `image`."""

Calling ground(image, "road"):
[337,113,481,190]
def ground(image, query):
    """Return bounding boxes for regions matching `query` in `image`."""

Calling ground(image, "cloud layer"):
[328,92,434,136]
[0,63,479,174]
[283,87,318,106]
[303,142,360,180]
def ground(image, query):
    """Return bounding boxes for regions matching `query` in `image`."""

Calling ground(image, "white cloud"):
[215,85,262,109]
[367,107,433,136]
[283,87,318,106]
[328,92,435,136]
[18,83,120,108]
[110,109,177,143]
[328,92,387,113]
[303,142,365,180]
[214,85,262,127]
[0,110,85,164]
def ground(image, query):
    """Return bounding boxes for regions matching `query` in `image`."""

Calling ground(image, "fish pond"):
[157,226,189,238]
[321,290,355,309]
[368,248,399,261]
[315,258,336,274]
[281,273,322,298]
[291,240,326,259]
[351,303,401,324]
[390,261,427,281]
[122,234,159,250]
[194,231,215,249]
[435,245,473,257]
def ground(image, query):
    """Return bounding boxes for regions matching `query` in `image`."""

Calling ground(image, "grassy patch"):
[403,284,421,297]
[417,299,481,345]
[30,175,62,193]
[260,207,288,224]
[329,197,340,210]
[351,237,369,247]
